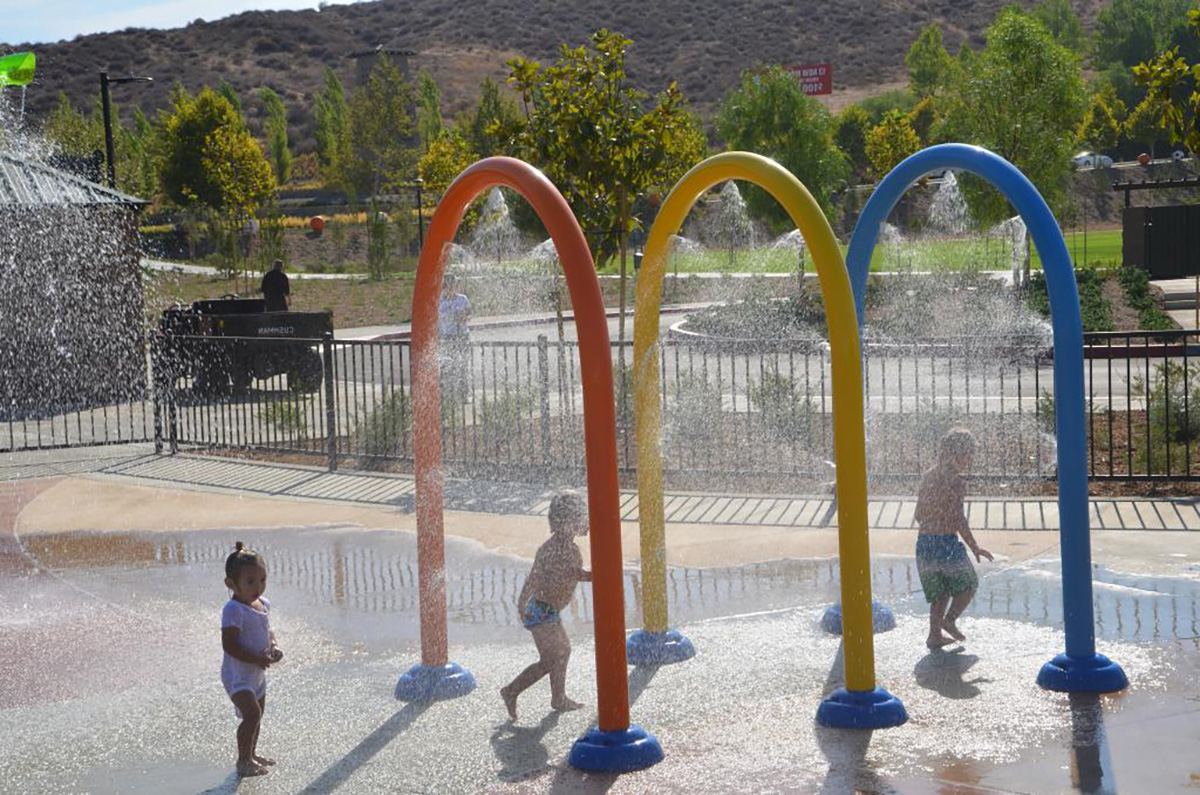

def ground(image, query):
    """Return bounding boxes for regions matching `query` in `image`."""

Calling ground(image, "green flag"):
[0,52,36,88]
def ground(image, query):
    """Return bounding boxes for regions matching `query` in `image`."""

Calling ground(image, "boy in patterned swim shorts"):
[501,490,592,721]
[915,429,993,648]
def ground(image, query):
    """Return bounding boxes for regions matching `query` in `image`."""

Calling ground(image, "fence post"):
[323,332,338,471]
[537,334,551,475]
[151,335,163,454]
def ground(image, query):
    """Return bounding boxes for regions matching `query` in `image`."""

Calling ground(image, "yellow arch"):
[634,152,876,690]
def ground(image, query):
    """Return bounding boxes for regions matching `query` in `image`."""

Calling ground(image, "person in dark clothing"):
[260,259,290,312]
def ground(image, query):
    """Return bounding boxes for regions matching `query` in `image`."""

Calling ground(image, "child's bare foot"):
[501,686,518,721]
[926,632,954,649]
[253,754,276,766]
[236,760,270,777]
[943,620,966,641]
[551,696,584,712]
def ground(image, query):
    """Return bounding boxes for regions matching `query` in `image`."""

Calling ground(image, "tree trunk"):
[617,190,630,366]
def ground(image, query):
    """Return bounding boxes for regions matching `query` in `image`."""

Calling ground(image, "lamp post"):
[100,71,153,188]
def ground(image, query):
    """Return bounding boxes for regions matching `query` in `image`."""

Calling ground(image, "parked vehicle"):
[1072,151,1114,169]
[159,297,332,395]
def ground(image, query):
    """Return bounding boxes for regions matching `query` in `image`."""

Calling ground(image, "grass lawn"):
[590,228,1123,275]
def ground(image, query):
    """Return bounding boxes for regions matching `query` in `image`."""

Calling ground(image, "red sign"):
[786,63,833,95]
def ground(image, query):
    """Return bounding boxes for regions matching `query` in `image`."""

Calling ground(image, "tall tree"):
[716,65,849,225]
[418,130,476,194]
[1033,0,1086,53]
[1132,6,1200,154]
[215,78,244,128]
[906,24,955,99]
[508,29,708,346]
[459,76,523,157]
[159,87,274,211]
[1076,88,1127,152]
[866,110,921,179]
[258,86,291,186]
[834,104,872,180]
[340,54,416,199]
[415,69,443,152]
[943,6,1087,221]
[313,66,348,183]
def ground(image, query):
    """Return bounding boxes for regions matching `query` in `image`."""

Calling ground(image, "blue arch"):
[846,144,1126,692]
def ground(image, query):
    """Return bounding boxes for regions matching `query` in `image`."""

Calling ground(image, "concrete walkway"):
[9,446,1200,533]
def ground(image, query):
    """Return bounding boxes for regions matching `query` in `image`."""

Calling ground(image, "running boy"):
[915,429,993,648]
[501,490,592,721]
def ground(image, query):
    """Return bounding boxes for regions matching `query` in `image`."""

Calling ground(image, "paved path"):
[15,447,1197,533]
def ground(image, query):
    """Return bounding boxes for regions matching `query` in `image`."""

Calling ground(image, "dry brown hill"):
[4,0,1108,150]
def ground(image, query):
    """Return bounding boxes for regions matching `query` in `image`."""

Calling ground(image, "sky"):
[3,0,360,46]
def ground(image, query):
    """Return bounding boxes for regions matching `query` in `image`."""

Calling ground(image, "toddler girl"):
[220,542,283,777]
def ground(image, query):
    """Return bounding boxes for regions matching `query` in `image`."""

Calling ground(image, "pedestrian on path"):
[260,259,290,312]
[501,491,591,721]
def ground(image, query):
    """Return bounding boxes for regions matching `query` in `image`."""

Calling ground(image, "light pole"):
[100,71,153,188]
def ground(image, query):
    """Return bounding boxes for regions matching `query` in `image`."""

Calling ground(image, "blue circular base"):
[395,662,476,702]
[1036,652,1128,693]
[816,687,908,729]
[820,601,897,635]
[626,628,696,666]
[568,724,664,772]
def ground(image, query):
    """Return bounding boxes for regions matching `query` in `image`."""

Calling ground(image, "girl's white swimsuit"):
[220,597,271,700]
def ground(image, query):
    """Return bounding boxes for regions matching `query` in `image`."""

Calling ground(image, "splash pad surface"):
[3,474,1200,793]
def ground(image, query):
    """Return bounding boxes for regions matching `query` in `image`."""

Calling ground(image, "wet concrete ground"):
[3,483,1200,792]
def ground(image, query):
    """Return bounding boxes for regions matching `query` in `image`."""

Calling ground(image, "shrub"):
[263,399,307,434]
[665,372,723,447]
[1024,265,1113,332]
[749,365,814,443]
[1133,361,1200,474]
[1118,265,1175,331]
[354,391,410,468]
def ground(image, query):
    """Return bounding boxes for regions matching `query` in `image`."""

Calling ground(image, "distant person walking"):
[260,259,290,312]
[439,274,471,402]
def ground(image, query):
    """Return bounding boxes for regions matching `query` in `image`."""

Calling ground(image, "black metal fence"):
[7,329,1200,486]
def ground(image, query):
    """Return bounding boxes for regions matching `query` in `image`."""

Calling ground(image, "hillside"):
[3,0,1108,151]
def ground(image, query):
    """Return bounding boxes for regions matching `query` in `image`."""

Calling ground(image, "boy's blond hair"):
[940,428,976,459]
[548,490,585,534]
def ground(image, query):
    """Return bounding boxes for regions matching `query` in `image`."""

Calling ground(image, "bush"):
[263,399,307,434]
[665,372,723,447]
[1118,265,1175,331]
[476,387,539,438]
[1024,265,1113,332]
[1133,361,1200,474]
[354,391,410,468]
[749,366,814,443]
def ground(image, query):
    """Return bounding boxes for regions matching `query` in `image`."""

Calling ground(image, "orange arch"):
[411,157,630,732]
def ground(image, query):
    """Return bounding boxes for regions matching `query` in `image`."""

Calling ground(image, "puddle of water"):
[17,527,1200,644]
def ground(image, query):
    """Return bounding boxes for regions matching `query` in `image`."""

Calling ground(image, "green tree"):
[340,54,416,199]
[1124,95,1170,156]
[216,78,244,128]
[717,65,848,224]
[860,88,918,124]
[418,130,476,194]
[508,29,708,345]
[1076,88,1126,151]
[866,110,921,179]
[943,6,1086,221]
[906,24,955,99]
[1132,7,1200,154]
[313,66,348,182]
[415,69,443,152]
[459,76,523,157]
[160,87,274,211]
[1033,0,1086,53]
[834,104,871,180]
[258,86,291,186]
[909,96,941,145]
[41,92,101,155]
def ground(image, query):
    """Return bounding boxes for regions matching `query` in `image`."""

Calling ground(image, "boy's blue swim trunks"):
[916,533,978,603]
[522,599,561,629]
